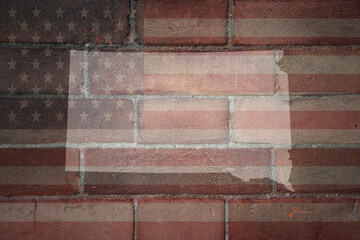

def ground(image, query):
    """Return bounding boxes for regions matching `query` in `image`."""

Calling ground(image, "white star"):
[103,33,112,43]
[32,7,41,18]
[55,33,63,43]
[8,32,17,42]
[7,59,16,70]
[103,111,113,122]
[116,99,124,109]
[44,48,52,57]
[68,99,76,109]
[127,112,134,122]
[56,111,65,122]
[43,20,52,31]
[104,58,112,69]
[44,99,53,109]
[8,7,17,18]
[56,84,64,95]
[79,8,88,18]
[31,59,40,70]
[44,72,53,83]
[32,84,41,95]
[79,111,88,122]
[32,32,41,43]
[103,85,113,94]
[91,99,101,109]
[20,20,29,31]
[92,72,100,82]
[20,99,29,109]
[116,72,123,82]
[56,7,64,18]
[116,21,124,31]
[128,59,136,70]
[91,20,100,32]
[56,58,64,70]
[8,84,17,94]
[32,110,41,122]
[19,72,29,84]
[21,48,28,57]
[68,20,76,31]
[103,6,111,18]
[8,111,17,123]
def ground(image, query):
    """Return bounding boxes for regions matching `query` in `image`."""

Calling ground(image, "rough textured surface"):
[0,0,359,239]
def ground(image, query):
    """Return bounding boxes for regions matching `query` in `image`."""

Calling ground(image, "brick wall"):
[0,0,359,239]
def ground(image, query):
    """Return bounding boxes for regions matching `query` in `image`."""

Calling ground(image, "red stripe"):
[0,148,78,166]
[0,222,34,240]
[0,185,79,197]
[276,185,360,193]
[137,222,224,240]
[279,74,360,94]
[229,222,360,240]
[233,0,360,18]
[276,149,360,166]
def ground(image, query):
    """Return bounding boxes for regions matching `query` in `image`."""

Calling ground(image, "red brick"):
[278,49,360,95]
[229,198,360,240]
[35,200,133,240]
[0,0,129,44]
[232,97,360,144]
[137,98,229,144]
[0,202,35,240]
[88,51,276,96]
[275,148,360,193]
[136,0,228,45]
[83,148,272,195]
[0,148,79,196]
[137,199,224,240]
[0,97,134,144]
[233,0,360,45]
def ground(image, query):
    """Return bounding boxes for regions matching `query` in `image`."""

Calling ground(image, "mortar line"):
[78,148,85,194]
[2,42,360,50]
[270,148,276,193]
[224,199,229,240]
[133,198,138,240]
[2,143,360,149]
[81,46,90,97]
[129,0,136,45]
[226,0,233,47]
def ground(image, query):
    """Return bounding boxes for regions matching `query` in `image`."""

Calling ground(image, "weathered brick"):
[35,200,133,240]
[232,97,360,144]
[0,202,35,240]
[136,0,228,45]
[83,148,272,195]
[275,148,360,193]
[278,49,360,95]
[0,148,79,196]
[233,0,360,45]
[0,0,129,44]
[229,199,360,240]
[137,199,224,240]
[137,98,229,144]
[0,97,134,144]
